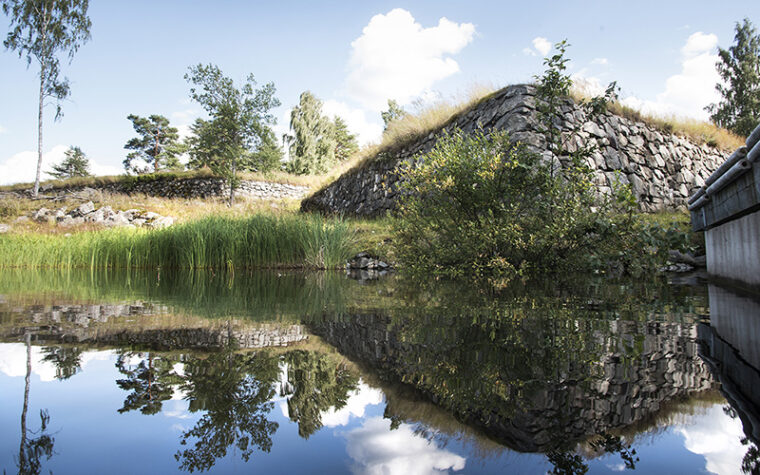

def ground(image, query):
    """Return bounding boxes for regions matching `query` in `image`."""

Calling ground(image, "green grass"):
[0,213,357,270]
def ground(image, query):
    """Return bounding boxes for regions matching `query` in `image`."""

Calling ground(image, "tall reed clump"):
[0,214,356,270]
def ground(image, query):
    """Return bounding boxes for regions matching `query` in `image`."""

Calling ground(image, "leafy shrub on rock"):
[392,129,637,283]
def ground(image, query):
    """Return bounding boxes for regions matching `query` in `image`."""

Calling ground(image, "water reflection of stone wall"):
[312,313,715,452]
[0,303,308,350]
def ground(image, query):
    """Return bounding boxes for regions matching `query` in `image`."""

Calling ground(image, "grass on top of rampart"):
[0,213,357,270]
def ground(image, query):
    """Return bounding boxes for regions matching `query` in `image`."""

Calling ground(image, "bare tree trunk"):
[154,129,160,172]
[229,157,236,207]
[18,332,31,469]
[34,71,45,199]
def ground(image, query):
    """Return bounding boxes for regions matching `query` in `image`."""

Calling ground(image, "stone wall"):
[0,303,309,350]
[303,84,727,215]
[311,313,715,452]
[30,176,309,200]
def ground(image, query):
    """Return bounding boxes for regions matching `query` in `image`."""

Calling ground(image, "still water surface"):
[0,269,757,474]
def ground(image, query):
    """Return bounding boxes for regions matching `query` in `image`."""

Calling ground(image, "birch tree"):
[2,0,91,197]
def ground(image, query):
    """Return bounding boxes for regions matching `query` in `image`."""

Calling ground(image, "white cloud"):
[323,100,384,145]
[0,343,58,382]
[345,416,466,475]
[522,47,537,57]
[591,57,609,65]
[321,381,384,427]
[532,37,552,56]
[0,145,122,185]
[171,108,200,141]
[677,404,746,475]
[620,32,720,120]
[681,32,718,58]
[345,8,475,110]
[571,74,607,97]
[0,125,7,134]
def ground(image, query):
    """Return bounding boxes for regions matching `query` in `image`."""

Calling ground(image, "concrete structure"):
[690,123,760,286]
[699,282,760,446]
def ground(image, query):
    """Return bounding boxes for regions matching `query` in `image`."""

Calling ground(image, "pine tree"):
[332,116,358,162]
[123,114,183,174]
[706,18,760,137]
[47,145,90,179]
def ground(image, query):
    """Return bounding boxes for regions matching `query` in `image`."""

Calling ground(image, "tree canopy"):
[2,0,91,197]
[285,91,336,175]
[123,114,183,174]
[332,116,359,162]
[381,99,406,131]
[706,18,760,137]
[47,145,90,179]
[185,63,281,204]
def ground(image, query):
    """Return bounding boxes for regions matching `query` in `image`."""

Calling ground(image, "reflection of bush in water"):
[281,350,359,438]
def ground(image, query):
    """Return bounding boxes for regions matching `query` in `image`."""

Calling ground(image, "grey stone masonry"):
[303,84,727,216]
[15,176,309,201]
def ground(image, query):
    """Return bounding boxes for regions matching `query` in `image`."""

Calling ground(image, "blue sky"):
[0,1,757,184]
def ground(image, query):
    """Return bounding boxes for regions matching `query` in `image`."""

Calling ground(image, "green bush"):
[392,129,637,283]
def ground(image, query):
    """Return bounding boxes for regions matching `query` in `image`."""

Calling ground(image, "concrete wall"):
[700,283,760,444]
[705,211,760,286]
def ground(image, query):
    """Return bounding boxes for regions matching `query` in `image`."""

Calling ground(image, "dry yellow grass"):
[569,85,744,151]
[380,83,497,152]
[305,84,499,200]
[0,190,302,234]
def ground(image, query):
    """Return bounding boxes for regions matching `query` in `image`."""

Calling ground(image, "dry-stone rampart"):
[21,176,309,201]
[303,85,727,215]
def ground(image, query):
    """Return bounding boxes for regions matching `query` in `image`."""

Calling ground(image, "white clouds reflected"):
[321,382,383,428]
[677,404,746,475]
[0,344,113,382]
[345,416,466,475]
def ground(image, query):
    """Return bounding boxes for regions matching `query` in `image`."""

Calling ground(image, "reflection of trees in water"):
[110,345,361,472]
[546,433,638,475]
[116,352,182,415]
[281,350,359,438]
[41,346,83,380]
[722,405,760,474]
[16,333,55,475]
[174,349,281,472]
